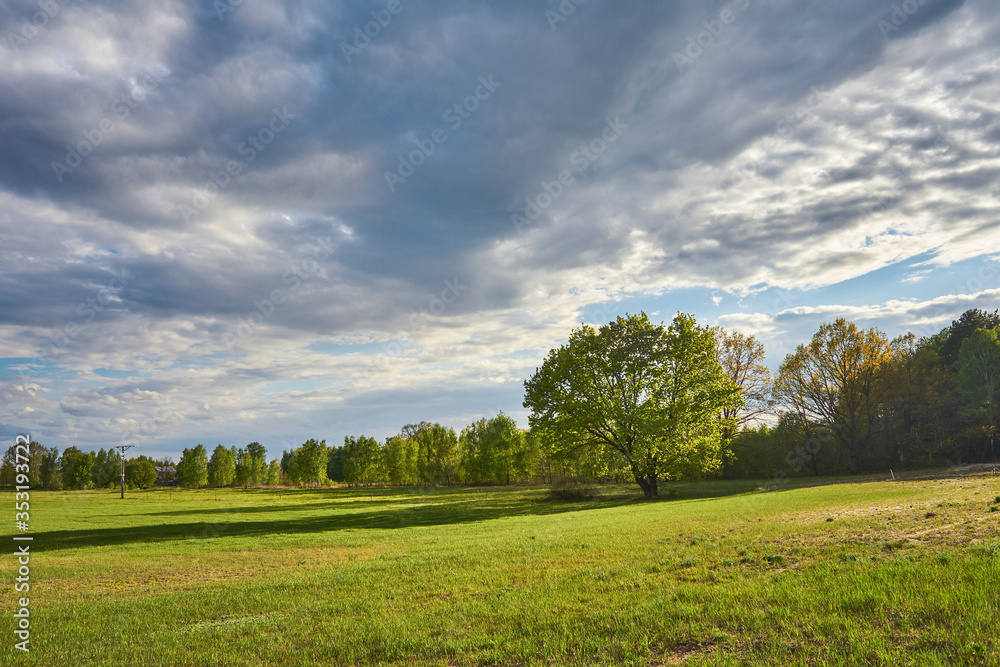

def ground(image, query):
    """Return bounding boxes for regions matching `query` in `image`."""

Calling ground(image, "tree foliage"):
[207,444,235,487]
[60,446,96,489]
[459,413,525,485]
[177,444,209,488]
[125,457,157,489]
[775,318,893,474]
[524,312,742,498]
[956,327,1000,459]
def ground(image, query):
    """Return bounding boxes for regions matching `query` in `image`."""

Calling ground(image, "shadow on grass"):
[137,485,560,518]
[35,493,639,552]
[39,475,877,552]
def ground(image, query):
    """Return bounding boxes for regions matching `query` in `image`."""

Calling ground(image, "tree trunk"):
[633,474,657,498]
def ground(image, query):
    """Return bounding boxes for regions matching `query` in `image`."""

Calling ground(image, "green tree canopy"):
[404,422,458,486]
[956,327,1000,460]
[936,308,1000,366]
[523,312,742,498]
[207,444,235,487]
[92,448,121,489]
[343,435,382,487]
[459,413,525,485]
[775,318,894,474]
[383,435,418,486]
[177,444,209,488]
[125,457,157,489]
[60,446,96,490]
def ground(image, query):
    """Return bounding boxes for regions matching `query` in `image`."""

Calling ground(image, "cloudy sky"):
[2,0,999,461]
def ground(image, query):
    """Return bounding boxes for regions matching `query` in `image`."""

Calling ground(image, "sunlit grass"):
[3,474,999,666]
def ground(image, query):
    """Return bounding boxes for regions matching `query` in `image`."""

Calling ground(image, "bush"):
[548,477,597,501]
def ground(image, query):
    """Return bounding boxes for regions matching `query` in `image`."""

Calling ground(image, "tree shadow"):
[36,494,634,552]
[137,486,552,518]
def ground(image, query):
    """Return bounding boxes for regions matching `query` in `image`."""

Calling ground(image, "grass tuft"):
[972,539,1000,558]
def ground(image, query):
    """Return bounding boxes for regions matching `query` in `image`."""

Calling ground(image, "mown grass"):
[3,474,999,666]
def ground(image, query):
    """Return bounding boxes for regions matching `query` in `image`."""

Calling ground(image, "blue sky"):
[1,0,999,461]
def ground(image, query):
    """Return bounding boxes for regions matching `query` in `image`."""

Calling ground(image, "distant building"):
[154,465,177,485]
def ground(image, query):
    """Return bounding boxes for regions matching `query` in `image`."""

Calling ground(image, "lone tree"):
[524,312,742,498]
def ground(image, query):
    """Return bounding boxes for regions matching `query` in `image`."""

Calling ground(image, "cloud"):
[2,0,999,455]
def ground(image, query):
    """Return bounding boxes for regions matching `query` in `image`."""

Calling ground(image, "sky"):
[1,0,999,462]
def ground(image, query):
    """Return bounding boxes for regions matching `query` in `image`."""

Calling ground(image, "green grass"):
[3,474,1000,666]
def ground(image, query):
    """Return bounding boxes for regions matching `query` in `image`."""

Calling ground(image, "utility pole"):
[114,445,134,499]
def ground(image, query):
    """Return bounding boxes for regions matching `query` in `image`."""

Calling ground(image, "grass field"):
[4,473,1000,666]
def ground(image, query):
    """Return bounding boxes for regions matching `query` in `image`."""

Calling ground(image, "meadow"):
[4,472,1000,666]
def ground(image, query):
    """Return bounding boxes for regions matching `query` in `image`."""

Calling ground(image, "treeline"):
[3,308,997,491]
[727,308,1000,479]
[325,417,549,487]
[157,415,563,489]
[291,416,556,488]
[0,446,159,490]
